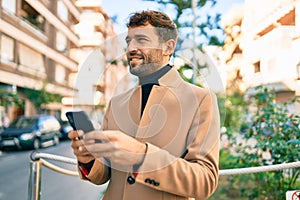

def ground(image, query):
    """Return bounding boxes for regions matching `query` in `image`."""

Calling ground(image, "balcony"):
[242,26,295,62]
[69,48,94,63]
[79,11,106,30]
[74,19,105,47]
[78,32,105,47]
[250,0,294,36]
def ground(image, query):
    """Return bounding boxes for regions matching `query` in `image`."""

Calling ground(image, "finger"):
[81,139,95,145]
[101,130,118,141]
[72,141,92,156]
[73,147,91,156]
[77,145,91,155]
[70,139,84,149]
[92,151,114,159]
[85,148,114,159]
[83,130,109,142]
[68,130,85,140]
[84,142,115,154]
[68,130,78,140]
[77,130,85,138]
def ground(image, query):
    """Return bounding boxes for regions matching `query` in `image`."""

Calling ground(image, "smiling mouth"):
[128,54,144,67]
[129,55,143,61]
[130,57,142,61]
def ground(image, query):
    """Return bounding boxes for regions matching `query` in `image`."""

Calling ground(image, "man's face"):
[125,24,165,77]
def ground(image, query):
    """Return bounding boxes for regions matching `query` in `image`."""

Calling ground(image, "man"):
[69,10,220,200]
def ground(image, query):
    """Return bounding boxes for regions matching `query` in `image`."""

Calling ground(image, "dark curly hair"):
[127,10,178,43]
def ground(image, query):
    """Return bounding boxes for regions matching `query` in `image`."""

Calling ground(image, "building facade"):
[223,0,300,113]
[0,0,125,125]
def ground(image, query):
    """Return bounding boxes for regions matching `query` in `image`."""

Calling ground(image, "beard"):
[128,49,163,77]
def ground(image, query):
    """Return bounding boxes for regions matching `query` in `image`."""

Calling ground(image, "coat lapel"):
[135,81,184,152]
[109,87,141,137]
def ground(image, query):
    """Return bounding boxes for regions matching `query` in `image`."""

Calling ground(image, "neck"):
[139,64,172,85]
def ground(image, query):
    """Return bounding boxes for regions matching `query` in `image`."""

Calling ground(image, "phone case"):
[65,111,95,133]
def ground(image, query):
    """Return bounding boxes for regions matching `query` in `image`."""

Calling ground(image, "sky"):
[102,0,245,34]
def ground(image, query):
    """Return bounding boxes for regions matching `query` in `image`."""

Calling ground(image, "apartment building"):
[0,0,119,123]
[223,0,300,113]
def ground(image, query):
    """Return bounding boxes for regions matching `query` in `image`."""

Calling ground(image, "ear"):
[162,39,176,56]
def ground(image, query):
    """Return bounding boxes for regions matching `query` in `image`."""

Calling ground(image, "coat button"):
[145,178,160,186]
[153,181,160,186]
[127,175,135,184]
[145,178,151,184]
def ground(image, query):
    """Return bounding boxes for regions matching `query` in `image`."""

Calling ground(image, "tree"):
[143,0,223,46]
[143,0,224,87]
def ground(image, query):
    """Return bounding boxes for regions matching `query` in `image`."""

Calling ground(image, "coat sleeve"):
[135,90,220,199]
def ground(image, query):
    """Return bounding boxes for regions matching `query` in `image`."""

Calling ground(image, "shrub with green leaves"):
[235,86,300,199]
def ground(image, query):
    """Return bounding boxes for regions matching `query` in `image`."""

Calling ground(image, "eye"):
[125,38,131,45]
[137,37,148,43]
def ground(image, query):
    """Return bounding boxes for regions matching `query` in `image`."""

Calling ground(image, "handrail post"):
[28,152,42,200]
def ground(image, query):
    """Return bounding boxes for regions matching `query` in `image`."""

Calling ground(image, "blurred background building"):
[1,0,299,127]
[0,0,129,125]
[222,0,300,114]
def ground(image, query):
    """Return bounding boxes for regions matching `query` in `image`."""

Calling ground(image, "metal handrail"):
[27,151,300,200]
[27,151,79,200]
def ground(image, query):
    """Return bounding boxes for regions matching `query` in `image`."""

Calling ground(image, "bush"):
[234,86,300,199]
[212,86,299,199]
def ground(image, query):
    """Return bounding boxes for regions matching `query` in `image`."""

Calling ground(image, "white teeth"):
[131,58,141,61]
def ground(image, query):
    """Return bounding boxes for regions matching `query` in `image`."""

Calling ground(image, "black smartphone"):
[65,111,95,133]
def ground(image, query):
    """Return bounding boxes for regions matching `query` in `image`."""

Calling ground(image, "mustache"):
[127,52,144,59]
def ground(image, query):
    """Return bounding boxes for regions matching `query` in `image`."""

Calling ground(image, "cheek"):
[140,50,150,60]
[142,48,163,63]
[152,50,163,60]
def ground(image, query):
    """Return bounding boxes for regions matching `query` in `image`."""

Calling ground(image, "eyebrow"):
[126,34,148,40]
[135,34,148,38]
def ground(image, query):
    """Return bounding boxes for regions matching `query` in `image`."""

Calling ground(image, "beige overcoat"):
[81,68,220,200]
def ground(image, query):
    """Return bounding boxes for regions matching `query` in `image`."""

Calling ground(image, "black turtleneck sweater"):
[139,65,172,117]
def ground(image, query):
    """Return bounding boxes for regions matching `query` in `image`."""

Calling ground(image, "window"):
[56,31,67,52]
[0,35,15,63]
[18,44,46,77]
[20,1,45,32]
[1,0,16,14]
[57,0,68,22]
[254,61,261,73]
[55,64,66,84]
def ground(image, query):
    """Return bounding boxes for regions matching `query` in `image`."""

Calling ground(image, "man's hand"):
[68,130,95,164]
[82,130,147,166]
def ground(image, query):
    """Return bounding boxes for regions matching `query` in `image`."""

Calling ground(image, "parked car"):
[0,115,61,150]
[59,120,73,140]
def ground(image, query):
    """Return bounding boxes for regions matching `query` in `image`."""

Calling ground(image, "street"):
[0,140,108,200]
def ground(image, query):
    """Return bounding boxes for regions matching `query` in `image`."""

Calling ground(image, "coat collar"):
[157,67,183,88]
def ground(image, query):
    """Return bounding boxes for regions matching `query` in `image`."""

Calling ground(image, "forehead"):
[127,24,158,38]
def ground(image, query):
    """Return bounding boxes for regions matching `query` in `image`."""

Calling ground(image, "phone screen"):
[65,111,95,133]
